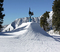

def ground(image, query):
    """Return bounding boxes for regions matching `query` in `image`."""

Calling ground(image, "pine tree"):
[52,0,60,34]
[0,0,5,30]
[40,11,49,31]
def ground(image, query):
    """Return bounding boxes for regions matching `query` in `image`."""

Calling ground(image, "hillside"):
[2,11,53,32]
[0,22,60,52]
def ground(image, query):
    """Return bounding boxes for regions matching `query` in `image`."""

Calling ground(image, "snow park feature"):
[0,22,60,52]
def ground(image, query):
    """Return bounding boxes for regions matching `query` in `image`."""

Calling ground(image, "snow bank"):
[47,30,60,36]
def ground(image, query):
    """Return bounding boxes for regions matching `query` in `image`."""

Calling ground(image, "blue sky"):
[3,0,54,25]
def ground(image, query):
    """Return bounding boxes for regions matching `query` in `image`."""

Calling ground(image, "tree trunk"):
[59,31,60,35]
[43,25,46,31]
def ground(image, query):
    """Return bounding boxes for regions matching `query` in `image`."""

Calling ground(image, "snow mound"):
[9,22,53,41]
[0,22,60,52]
[2,22,52,39]
[47,30,60,36]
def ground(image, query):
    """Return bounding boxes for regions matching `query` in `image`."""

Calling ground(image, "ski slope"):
[2,11,53,32]
[0,22,60,52]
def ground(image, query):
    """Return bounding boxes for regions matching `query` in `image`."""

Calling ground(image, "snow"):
[2,11,53,32]
[49,11,53,19]
[2,17,40,32]
[0,22,60,52]
[2,24,14,32]
[47,30,60,36]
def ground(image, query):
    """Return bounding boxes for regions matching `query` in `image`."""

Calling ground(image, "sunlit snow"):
[0,22,60,52]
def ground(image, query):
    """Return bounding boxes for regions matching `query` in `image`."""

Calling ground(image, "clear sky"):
[3,0,54,25]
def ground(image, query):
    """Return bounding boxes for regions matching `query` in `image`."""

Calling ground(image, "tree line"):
[0,0,5,31]
[40,0,60,34]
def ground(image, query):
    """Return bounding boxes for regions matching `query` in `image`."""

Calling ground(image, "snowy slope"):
[2,17,40,32]
[2,24,14,32]
[47,30,60,36]
[0,22,60,52]
[2,11,53,32]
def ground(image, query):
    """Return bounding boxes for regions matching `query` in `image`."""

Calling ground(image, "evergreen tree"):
[40,11,49,31]
[0,0,5,30]
[52,0,60,34]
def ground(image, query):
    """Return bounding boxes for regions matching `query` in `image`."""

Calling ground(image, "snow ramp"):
[0,22,60,52]
[1,22,53,40]
[13,22,53,41]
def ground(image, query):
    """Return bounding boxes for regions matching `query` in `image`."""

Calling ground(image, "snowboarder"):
[29,8,34,22]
